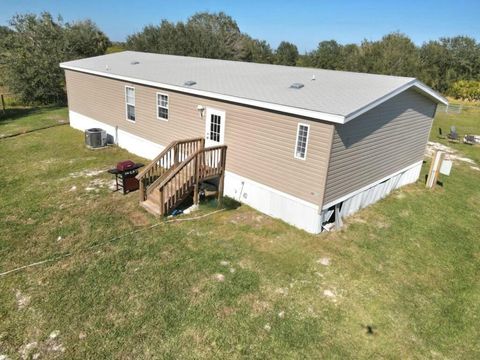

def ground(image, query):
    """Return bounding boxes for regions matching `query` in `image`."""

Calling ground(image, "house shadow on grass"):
[0,105,65,123]
[208,196,242,211]
[175,196,242,214]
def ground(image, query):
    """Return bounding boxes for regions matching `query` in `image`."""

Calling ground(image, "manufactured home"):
[60,51,447,233]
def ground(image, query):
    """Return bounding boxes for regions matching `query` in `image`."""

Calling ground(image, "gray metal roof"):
[60,51,447,124]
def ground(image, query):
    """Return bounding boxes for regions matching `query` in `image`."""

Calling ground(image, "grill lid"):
[116,160,136,172]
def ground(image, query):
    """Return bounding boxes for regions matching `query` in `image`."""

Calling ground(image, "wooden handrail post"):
[217,147,226,207]
[174,143,179,168]
[139,179,145,201]
[193,154,200,205]
[159,187,164,216]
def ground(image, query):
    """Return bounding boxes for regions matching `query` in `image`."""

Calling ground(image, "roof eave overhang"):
[60,63,347,124]
[343,80,448,124]
[60,64,447,125]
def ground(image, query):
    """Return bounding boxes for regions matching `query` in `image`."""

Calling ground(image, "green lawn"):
[0,107,68,138]
[0,107,479,359]
[432,103,480,164]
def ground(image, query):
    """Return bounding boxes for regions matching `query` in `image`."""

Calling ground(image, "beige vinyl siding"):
[65,70,334,205]
[323,88,436,205]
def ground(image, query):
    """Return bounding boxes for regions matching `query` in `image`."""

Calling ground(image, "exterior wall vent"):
[184,80,197,86]
[290,83,304,89]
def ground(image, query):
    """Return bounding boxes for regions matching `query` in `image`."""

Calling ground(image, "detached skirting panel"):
[69,111,164,159]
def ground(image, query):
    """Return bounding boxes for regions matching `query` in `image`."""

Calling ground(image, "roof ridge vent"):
[290,83,304,89]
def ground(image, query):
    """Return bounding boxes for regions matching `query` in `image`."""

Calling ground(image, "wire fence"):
[0,92,21,113]
[437,103,480,114]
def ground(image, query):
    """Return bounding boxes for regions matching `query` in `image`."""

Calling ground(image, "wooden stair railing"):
[136,137,204,201]
[154,145,227,216]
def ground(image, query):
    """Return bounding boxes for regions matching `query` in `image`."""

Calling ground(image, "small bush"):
[449,80,480,101]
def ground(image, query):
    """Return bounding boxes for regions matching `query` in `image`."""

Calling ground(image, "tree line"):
[1,11,480,105]
[0,13,110,104]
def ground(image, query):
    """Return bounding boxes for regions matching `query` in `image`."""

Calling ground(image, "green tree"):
[419,36,480,92]
[127,12,248,61]
[126,12,276,63]
[0,25,14,88]
[441,36,480,81]
[241,37,274,63]
[419,40,449,91]
[126,20,188,55]
[65,19,111,58]
[185,12,244,60]
[3,13,110,104]
[4,13,67,104]
[274,41,298,66]
[0,25,14,51]
[360,33,420,77]
[311,40,344,69]
[340,44,361,72]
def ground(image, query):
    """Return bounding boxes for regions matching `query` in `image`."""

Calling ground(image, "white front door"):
[205,107,225,147]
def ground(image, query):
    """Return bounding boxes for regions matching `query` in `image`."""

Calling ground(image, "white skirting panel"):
[223,171,322,234]
[69,111,164,159]
[322,161,423,223]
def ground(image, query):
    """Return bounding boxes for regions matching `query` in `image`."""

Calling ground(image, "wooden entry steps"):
[136,137,227,216]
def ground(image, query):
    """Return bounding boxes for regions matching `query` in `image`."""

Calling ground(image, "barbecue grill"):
[108,160,144,194]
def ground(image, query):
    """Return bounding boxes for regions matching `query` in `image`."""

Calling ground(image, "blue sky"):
[1,0,479,51]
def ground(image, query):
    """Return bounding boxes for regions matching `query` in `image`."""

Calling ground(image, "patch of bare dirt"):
[19,342,37,360]
[213,273,225,282]
[229,211,271,228]
[317,257,331,266]
[129,211,150,226]
[217,306,236,318]
[395,192,407,199]
[323,289,337,302]
[274,287,289,296]
[426,142,477,170]
[69,169,107,178]
[399,209,411,218]
[15,290,31,310]
[85,178,117,192]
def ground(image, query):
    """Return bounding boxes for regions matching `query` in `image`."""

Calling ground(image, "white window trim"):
[294,123,310,160]
[125,85,135,122]
[156,92,169,121]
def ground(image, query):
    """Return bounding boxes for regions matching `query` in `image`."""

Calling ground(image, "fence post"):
[1,94,5,114]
